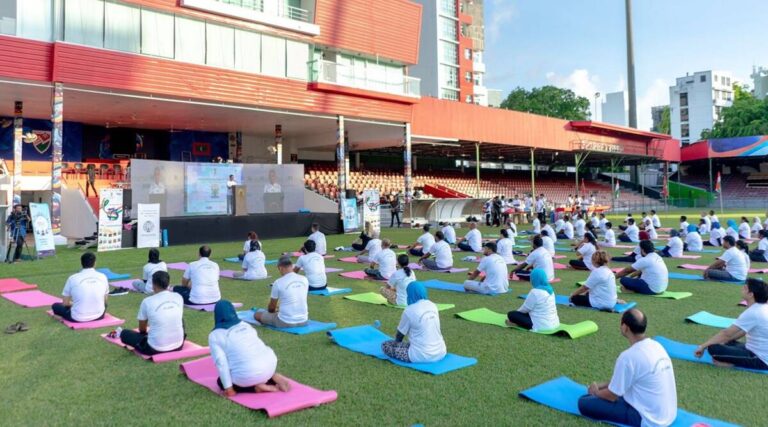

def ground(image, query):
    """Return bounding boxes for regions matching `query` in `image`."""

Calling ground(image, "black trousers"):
[172,286,216,305]
[85,180,97,197]
[120,330,185,355]
[51,303,105,322]
[569,259,588,270]
[570,294,592,307]
[506,311,532,329]
[749,251,767,262]
[708,341,768,370]
[10,234,24,261]
[390,211,400,227]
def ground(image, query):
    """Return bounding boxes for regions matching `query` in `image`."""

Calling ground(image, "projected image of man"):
[263,169,283,213]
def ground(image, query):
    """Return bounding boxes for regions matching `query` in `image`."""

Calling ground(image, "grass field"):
[0,210,763,426]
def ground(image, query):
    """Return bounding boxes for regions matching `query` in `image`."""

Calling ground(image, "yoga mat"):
[656,335,768,375]
[309,287,352,297]
[283,252,334,259]
[46,311,125,330]
[652,291,693,300]
[266,260,278,265]
[101,333,210,363]
[510,274,561,283]
[738,300,748,307]
[96,268,131,281]
[1,290,61,307]
[338,257,363,264]
[327,325,477,375]
[224,257,240,263]
[469,257,520,264]
[408,263,469,274]
[414,279,509,295]
[343,292,455,311]
[185,302,243,312]
[237,310,337,335]
[688,249,722,254]
[325,267,343,273]
[109,279,139,291]
[517,294,636,314]
[167,262,190,271]
[179,356,337,417]
[553,263,568,270]
[339,271,386,281]
[219,270,237,279]
[627,252,701,259]
[668,272,705,281]
[685,311,735,329]
[679,264,768,274]
[0,278,37,293]
[519,376,739,427]
[454,308,598,339]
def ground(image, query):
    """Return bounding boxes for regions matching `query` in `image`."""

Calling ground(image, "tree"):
[499,86,591,121]
[700,84,768,139]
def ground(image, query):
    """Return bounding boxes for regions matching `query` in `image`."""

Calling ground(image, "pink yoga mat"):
[101,333,210,363]
[47,311,125,330]
[283,252,334,259]
[613,244,637,249]
[325,267,343,273]
[0,278,38,293]
[220,270,236,279]
[338,257,363,263]
[167,262,190,271]
[553,263,567,270]
[408,263,469,274]
[739,300,748,307]
[679,264,768,274]
[553,255,567,260]
[180,356,337,417]
[622,252,701,259]
[469,257,520,265]
[185,302,243,312]
[338,271,385,281]
[2,290,61,308]
[110,279,139,291]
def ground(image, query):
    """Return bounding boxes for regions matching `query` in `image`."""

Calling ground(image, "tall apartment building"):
[411,0,490,106]
[601,91,627,126]
[650,105,667,133]
[669,71,733,145]
[752,66,768,100]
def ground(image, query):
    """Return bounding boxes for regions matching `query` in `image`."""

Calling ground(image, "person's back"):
[541,235,555,256]
[430,240,453,269]
[604,228,616,247]
[366,238,383,259]
[479,253,509,293]
[496,238,515,263]
[668,236,684,257]
[141,261,168,294]
[466,228,482,252]
[523,288,559,331]
[374,248,397,279]
[296,251,327,289]
[626,224,640,242]
[399,299,446,363]
[388,268,416,306]
[575,219,586,237]
[686,231,703,251]
[633,252,669,293]
[441,225,456,244]
[242,250,268,280]
[140,290,185,351]
[186,257,221,304]
[526,247,555,281]
[271,272,309,324]
[64,268,109,322]
[209,321,277,387]
[309,230,327,255]
[585,265,618,310]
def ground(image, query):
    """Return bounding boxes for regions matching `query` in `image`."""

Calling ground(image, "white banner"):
[137,203,161,249]
[98,188,124,252]
[362,189,381,235]
[29,203,55,256]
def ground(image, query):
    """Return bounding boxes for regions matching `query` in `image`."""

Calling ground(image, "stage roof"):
[681,136,768,162]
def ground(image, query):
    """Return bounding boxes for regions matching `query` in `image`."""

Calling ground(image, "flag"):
[581,178,585,194]
[715,172,721,193]
[614,180,620,199]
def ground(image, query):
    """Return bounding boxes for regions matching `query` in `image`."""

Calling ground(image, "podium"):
[232,186,247,216]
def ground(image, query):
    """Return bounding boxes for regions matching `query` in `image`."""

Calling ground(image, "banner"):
[29,203,55,257]
[342,198,359,232]
[137,203,160,248]
[98,188,124,252]
[362,189,381,234]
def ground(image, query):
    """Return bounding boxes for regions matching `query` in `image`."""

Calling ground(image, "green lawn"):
[0,209,761,426]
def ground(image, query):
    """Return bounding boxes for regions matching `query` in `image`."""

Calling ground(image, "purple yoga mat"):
[185,302,243,312]
[338,257,363,263]
[325,267,343,273]
[167,262,190,271]
[219,270,236,279]
[47,311,125,330]
[180,356,337,417]
[553,263,568,270]
[2,290,61,308]
[0,278,37,293]
[110,279,139,291]
[283,252,334,259]
[679,264,768,274]
[101,333,210,363]
[408,263,469,274]
[338,271,386,281]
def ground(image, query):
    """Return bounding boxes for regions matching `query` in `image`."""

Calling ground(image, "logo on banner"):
[22,130,52,154]
[101,198,123,221]
[142,220,155,233]
[29,203,55,257]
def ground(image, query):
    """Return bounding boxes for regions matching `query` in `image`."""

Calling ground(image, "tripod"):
[5,217,34,263]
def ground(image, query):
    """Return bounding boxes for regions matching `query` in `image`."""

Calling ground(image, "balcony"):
[308,60,421,103]
[181,0,320,36]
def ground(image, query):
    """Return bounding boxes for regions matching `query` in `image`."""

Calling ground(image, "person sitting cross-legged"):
[233,240,268,281]
[569,232,598,271]
[570,251,624,311]
[307,222,327,255]
[618,218,639,243]
[419,231,454,271]
[611,232,650,263]
[380,254,416,306]
[463,242,509,295]
[615,240,669,295]
[684,224,703,252]
[408,224,434,257]
[254,257,308,328]
[173,246,221,306]
[506,268,560,331]
[51,252,109,322]
[749,229,768,263]
[294,240,327,291]
[512,235,554,282]
[658,229,684,258]
[380,282,447,363]
[703,222,724,246]
[356,232,382,264]
[456,218,482,252]
[129,248,167,295]
[602,222,616,248]
[578,309,677,427]
[703,235,748,283]
[364,239,397,281]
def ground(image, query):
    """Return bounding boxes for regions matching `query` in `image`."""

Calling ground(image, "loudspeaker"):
[345,189,356,199]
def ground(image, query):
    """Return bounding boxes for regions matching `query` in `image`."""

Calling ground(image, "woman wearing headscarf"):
[658,229,684,258]
[208,300,290,396]
[725,219,739,240]
[381,282,446,363]
[752,216,764,236]
[506,268,560,331]
[704,222,724,246]
[684,224,703,252]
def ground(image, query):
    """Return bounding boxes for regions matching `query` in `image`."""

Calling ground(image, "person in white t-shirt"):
[725,219,739,240]
[749,229,768,262]
[590,212,600,230]
[255,257,309,328]
[496,229,518,264]
[365,239,397,280]
[698,218,710,235]
[464,242,509,294]
[602,222,616,247]
[684,224,703,252]
[658,229,684,258]
[119,271,185,355]
[642,218,658,240]
[695,278,768,370]
[408,224,435,257]
[704,236,748,282]
[381,254,416,306]
[578,309,677,427]
[752,216,763,236]
[209,300,291,395]
[619,213,633,231]
[419,231,454,271]
[506,268,559,331]
[556,215,574,240]
[679,216,690,237]
[129,248,168,295]
[540,230,556,256]
[650,210,661,229]
[239,231,261,261]
[529,217,540,235]
[306,223,327,255]
[294,240,327,290]
[512,235,555,282]
[598,213,608,232]
[738,217,751,240]
[618,218,639,243]
[173,246,221,305]
[381,282,446,363]
[710,210,720,225]
[571,251,622,311]
[569,233,598,271]
[542,219,557,244]
[505,222,518,246]
[439,222,457,245]
[51,252,109,322]
[457,219,482,252]
[357,232,382,264]
[574,215,587,239]
[234,241,268,281]
[706,221,724,246]
[616,240,669,295]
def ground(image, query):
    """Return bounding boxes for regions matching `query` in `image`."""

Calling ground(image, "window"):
[65,0,105,47]
[465,94,472,103]
[680,92,688,107]
[682,139,689,145]
[465,71,472,82]
[234,29,260,73]
[17,0,52,41]
[461,23,468,37]
[0,1,15,35]
[681,124,690,138]
[440,64,458,88]
[141,9,174,58]
[439,0,457,17]
[105,1,140,53]
[439,16,457,40]
[680,108,688,122]
[440,41,458,65]
[206,23,235,69]
[464,48,471,60]
[441,88,459,101]
[700,74,706,82]
[714,75,719,82]
[261,34,287,78]
[175,17,206,64]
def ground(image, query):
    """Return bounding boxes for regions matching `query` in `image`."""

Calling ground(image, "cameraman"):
[6,204,30,263]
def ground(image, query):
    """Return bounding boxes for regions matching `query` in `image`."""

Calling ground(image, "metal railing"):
[215,0,309,22]
[308,60,420,98]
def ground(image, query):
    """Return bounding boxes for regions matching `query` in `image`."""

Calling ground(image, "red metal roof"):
[568,121,674,142]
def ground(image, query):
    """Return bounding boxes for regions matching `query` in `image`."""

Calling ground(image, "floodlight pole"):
[625,0,637,129]
[475,142,481,198]
[530,148,536,197]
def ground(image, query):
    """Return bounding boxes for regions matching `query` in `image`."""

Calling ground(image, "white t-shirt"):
[532,218,541,233]
[270,272,309,324]
[711,214,720,224]
[718,247,748,281]
[505,227,517,246]
[209,322,278,389]
[686,232,703,252]
[227,179,237,189]
[397,299,447,363]
[137,291,184,352]
[140,262,168,294]
[752,221,763,234]
[609,339,677,427]
[183,258,221,305]
[599,218,608,231]
[584,266,617,310]
[417,232,436,253]
[365,239,383,259]
[496,238,516,264]
[441,225,456,244]
[543,224,557,243]
[465,229,482,252]
[574,219,586,238]
[726,227,738,240]
[62,268,109,322]
[555,219,565,232]
[759,238,768,262]
[667,236,684,258]
[477,253,509,294]
[562,222,574,239]
[518,288,559,331]
[679,221,690,233]
[308,231,327,255]
[429,240,453,269]
[541,235,555,256]
[646,223,658,240]
[603,229,616,247]
[590,216,599,228]
[625,224,640,242]
[652,214,661,228]
[242,250,268,280]
[373,248,397,279]
[734,303,768,365]
[295,252,327,288]
[525,247,555,281]
[387,269,416,306]
[709,228,724,246]
[699,223,710,235]
[264,182,282,193]
[738,223,751,239]
[577,242,597,271]
[703,216,712,228]
[631,253,669,293]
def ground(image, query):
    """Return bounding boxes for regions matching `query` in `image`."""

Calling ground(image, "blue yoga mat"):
[688,249,722,254]
[236,310,336,335]
[309,287,353,297]
[96,268,131,281]
[328,325,477,375]
[414,279,509,296]
[685,311,735,329]
[224,257,240,263]
[519,376,739,427]
[668,272,704,281]
[656,335,768,375]
[518,294,637,314]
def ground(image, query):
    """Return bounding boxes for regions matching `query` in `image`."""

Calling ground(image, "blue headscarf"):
[530,268,554,295]
[727,219,737,229]
[712,221,721,229]
[406,282,429,305]
[687,224,697,233]
[213,300,241,330]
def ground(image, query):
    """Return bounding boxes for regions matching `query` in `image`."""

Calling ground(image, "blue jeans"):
[457,241,475,252]
[578,395,642,427]
[408,248,424,257]
[618,234,632,243]
[619,277,658,295]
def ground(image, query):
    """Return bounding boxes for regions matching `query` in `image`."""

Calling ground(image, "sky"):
[483,0,768,130]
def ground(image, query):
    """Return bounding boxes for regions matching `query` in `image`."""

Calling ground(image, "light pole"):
[593,92,601,121]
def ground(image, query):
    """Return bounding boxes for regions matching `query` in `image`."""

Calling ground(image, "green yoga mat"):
[576,281,692,300]
[344,292,455,311]
[454,308,598,339]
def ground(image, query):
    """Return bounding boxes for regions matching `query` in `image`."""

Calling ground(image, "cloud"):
[637,78,670,131]
[545,69,602,107]
[486,0,517,43]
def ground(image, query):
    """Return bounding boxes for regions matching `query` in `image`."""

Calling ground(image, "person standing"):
[389,195,401,228]
[5,204,29,263]
[85,164,98,197]
[226,174,237,215]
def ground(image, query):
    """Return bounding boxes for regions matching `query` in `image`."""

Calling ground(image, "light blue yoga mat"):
[414,279,509,296]
[309,287,353,297]
[656,335,768,375]
[224,257,240,263]
[668,272,745,284]
[236,310,336,335]
[688,249,722,254]
[96,268,131,281]
[685,311,735,329]
[327,325,477,375]
[519,376,739,427]
[518,294,637,314]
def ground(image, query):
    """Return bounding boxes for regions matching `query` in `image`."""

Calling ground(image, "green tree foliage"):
[499,86,591,121]
[701,84,768,139]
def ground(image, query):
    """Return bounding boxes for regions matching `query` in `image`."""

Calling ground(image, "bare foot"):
[712,360,734,368]
[272,373,292,392]
[620,286,633,294]
[617,299,626,304]
[255,383,280,393]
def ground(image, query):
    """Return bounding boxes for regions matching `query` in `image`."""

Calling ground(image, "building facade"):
[669,70,733,145]
[601,91,627,127]
[650,105,667,133]
[752,66,768,100]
